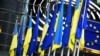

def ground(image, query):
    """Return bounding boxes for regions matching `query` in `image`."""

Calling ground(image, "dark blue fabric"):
[16,18,25,56]
[85,20,100,50]
[41,4,58,50]
[62,0,72,48]
[27,8,40,55]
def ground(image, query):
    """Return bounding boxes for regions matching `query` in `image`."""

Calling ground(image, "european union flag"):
[41,3,58,50]
[16,18,25,56]
[27,7,40,55]
[62,0,72,48]
[85,20,100,50]
[22,12,32,56]
[38,4,50,53]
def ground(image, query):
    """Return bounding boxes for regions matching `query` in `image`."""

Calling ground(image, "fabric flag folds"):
[78,0,90,49]
[38,4,50,54]
[52,0,64,51]
[27,7,40,55]
[62,0,72,48]
[40,3,58,55]
[16,18,25,56]
[22,13,32,56]
[68,0,83,51]
[9,20,18,56]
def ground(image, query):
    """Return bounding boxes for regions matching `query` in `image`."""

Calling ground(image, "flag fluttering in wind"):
[22,12,32,56]
[16,18,25,56]
[9,20,18,56]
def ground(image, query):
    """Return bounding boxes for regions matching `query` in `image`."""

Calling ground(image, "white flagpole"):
[48,47,51,56]
[61,49,64,56]
[77,42,80,56]
[72,42,77,56]
[53,50,56,56]
[67,48,70,56]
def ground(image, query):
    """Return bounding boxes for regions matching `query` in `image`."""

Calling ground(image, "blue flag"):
[16,18,25,56]
[41,3,58,50]
[85,20,100,50]
[27,7,40,55]
[62,0,72,48]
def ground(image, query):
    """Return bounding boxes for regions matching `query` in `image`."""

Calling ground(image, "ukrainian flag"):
[76,0,90,50]
[22,13,32,56]
[68,0,83,51]
[9,20,18,56]
[52,0,64,51]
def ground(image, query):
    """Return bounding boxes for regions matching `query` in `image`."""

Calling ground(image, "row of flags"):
[9,0,100,56]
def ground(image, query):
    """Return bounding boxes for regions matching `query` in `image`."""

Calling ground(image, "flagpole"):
[72,42,77,56]
[67,48,70,56]
[48,47,51,56]
[53,50,56,56]
[76,42,80,56]
[61,49,64,56]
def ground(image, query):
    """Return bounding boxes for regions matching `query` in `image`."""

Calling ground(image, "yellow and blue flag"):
[52,0,64,51]
[9,20,18,56]
[16,18,25,56]
[62,0,72,48]
[68,0,83,51]
[85,20,100,50]
[27,7,40,55]
[22,13,32,56]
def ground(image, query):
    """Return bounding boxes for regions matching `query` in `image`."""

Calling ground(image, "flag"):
[22,13,32,56]
[68,0,83,51]
[38,4,50,53]
[85,20,100,50]
[16,18,25,56]
[27,7,40,55]
[9,20,18,56]
[62,0,72,48]
[52,0,64,51]
[75,0,90,50]
[40,3,58,53]
[80,0,90,49]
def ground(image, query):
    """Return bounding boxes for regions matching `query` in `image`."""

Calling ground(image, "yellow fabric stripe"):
[38,24,49,53]
[9,34,18,56]
[9,50,14,56]
[23,28,32,56]
[52,12,61,51]
[80,29,85,50]
[68,0,83,51]
[52,43,61,51]
[54,12,60,31]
